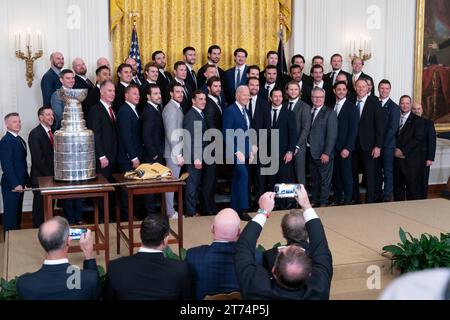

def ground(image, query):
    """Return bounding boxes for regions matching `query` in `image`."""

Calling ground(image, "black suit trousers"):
[393,158,424,201]
[201,163,217,214]
[352,142,377,203]
[186,164,202,216]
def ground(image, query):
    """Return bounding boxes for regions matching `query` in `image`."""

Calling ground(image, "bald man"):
[72,57,95,90]
[41,51,64,106]
[125,57,142,86]
[185,208,262,299]
[96,57,111,69]
[16,217,101,300]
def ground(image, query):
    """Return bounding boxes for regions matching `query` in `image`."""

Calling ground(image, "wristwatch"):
[257,208,269,218]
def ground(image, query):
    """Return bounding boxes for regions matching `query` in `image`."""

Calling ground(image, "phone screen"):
[274,184,300,198]
[69,228,87,240]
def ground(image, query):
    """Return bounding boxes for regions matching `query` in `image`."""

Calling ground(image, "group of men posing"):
[0,45,436,231]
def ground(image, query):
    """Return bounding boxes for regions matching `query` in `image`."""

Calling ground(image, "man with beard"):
[183,46,198,91]
[125,57,143,86]
[41,52,64,106]
[153,50,173,93]
[112,63,133,113]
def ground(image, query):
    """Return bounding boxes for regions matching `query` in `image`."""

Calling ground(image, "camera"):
[274,184,300,198]
[69,228,88,240]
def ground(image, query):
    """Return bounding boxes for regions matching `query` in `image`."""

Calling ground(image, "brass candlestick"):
[16,45,43,88]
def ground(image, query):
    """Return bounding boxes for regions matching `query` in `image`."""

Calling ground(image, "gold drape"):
[110,0,288,73]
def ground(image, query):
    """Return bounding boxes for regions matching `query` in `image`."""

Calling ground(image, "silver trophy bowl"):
[53,88,96,181]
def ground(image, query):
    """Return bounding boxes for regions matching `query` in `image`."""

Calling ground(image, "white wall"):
[0,0,111,211]
[290,0,417,102]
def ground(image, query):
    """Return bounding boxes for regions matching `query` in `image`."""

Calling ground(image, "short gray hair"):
[38,216,70,253]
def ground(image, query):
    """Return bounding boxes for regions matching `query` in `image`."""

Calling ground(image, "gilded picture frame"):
[414,0,450,132]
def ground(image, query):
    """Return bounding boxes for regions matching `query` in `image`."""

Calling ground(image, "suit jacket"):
[186,241,263,300]
[112,82,127,113]
[376,98,400,149]
[301,82,313,106]
[73,75,94,90]
[424,118,437,161]
[357,95,385,151]
[396,113,425,164]
[284,100,311,152]
[16,259,101,300]
[185,67,198,91]
[116,103,143,171]
[183,108,207,162]
[222,103,251,159]
[308,106,338,159]
[204,96,223,131]
[267,106,297,157]
[28,125,54,185]
[156,70,173,97]
[350,72,375,95]
[87,102,118,173]
[138,80,162,114]
[197,63,227,89]
[312,81,334,107]
[0,132,29,189]
[263,241,309,273]
[249,96,271,147]
[234,218,333,300]
[105,252,193,300]
[141,103,165,163]
[83,86,101,118]
[335,99,359,152]
[162,100,184,159]
[41,68,61,106]
[325,70,352,86]
[165,80,192,114]
[225,65,248,104]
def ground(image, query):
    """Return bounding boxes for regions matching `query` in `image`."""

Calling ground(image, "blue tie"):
[357,100,363,115]
[242,108,248,130]
[236,68,241,89]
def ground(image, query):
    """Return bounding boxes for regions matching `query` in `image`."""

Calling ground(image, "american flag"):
[128,26,142,75]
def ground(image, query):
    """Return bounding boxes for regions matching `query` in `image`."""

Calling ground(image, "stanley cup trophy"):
[53,88,96,181]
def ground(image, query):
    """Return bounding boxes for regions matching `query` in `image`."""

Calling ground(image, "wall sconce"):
[15,30,43,88]
[348,36,372,62]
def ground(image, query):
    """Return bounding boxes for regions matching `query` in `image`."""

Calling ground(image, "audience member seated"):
[262,209,309,272]
[105,214,193,299]
[16,217,101,300]
[186,208,262,299]
[234,186,333,300]
[379,268,450,300]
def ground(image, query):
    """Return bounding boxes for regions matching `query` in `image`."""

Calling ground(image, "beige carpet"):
[4,198,450,299]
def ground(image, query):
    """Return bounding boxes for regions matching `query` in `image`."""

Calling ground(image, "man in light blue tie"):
[225,48,249,105]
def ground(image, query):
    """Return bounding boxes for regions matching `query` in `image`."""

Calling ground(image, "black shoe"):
[238,211,252,221]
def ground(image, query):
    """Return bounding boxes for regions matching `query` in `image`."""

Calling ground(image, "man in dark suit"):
[223,86,256,221]
[394,96,426,201]
[266,87,297,209]
[40,52,64,106]
[247,64,261,80]
[105,214,193,299]
[140,83,165,216]
[290,64,312,106]
[0,113,29,233]
[50,69,76,131]
[259,65,278,102]
[202,77,225,215]
[197,45,227,92]
[352,79,384,204]
[225,48,249,104]
[16,217,101,300]
[165,61,192,113]
[138,62,161,113]
[350,57,375,95]
[199,65,227,107]
[72,57,97,118]
[186,208,262,299]
[87,80,118,222]
[183,46,198,91]
[291,54,313,87]
[260,51,290,89]
[153,50,173,94]
[247,77,271,203]
[234,188,332,300]
[325,54,352,86]
[284,81,311,185]
[262,209,309,272]
[125,57,143,86]
[307,88,338,207]
[334,72,357,104]
[183,91,207,217]
[28,106,55,228]
[412,103,437,199]
[112,63,133,113]
[376,80,400,202]
[310,64,333,107]
[83,66,111,118]
[331,81,359,205]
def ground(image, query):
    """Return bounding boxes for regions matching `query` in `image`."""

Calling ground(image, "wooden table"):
[113,174,185,256]
[38,175,114,267]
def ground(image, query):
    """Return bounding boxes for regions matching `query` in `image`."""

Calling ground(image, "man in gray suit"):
[307,88,338,207]
[284,81,311,185]
[162,82,185,219]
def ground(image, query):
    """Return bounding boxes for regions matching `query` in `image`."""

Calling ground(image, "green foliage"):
[0,277,18,300]
[163,246,187,260]
[382,228,450,274]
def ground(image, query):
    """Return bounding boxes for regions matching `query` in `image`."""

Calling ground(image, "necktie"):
[191,70,197,88]
[399,116,405,132]
[109,107,116,123]
[242,108,249,130]
[334,103,340,116]
[266,85,270,100]
[311,108,318,126]
[236,68,241,89]
[356,100,363,116]
[17,136,26,150]
[48,130,54,146]
[200,111,205,119]
[248,100,253,120]
[182,85,188,98]
[330,72,335,84]
[289,102,294,111]
[86,78,94,88]
[272,109,278,128]
[157,104,162,113]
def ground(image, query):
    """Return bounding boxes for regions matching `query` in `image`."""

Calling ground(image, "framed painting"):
[414,0,450,132]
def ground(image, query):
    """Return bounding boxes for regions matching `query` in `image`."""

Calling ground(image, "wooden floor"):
[3,197,450,299]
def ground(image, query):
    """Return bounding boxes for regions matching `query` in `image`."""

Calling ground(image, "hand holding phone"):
[274,184,301,198]
[69,228,87,240]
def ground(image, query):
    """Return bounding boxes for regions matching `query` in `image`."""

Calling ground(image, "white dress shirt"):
[334,97,347,116]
